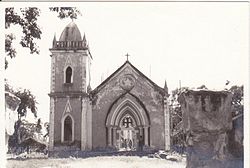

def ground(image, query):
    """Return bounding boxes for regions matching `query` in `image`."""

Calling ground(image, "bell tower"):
[49,22,92,151]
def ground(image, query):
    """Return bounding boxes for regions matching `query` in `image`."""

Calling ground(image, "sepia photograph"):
[2,1,248,168]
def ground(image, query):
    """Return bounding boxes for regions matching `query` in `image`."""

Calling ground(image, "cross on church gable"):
[122,116,133,128]
[125,53,130,61]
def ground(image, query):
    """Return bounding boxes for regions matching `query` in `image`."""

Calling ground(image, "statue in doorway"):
[138,135,143,151]
[119,121,134,151]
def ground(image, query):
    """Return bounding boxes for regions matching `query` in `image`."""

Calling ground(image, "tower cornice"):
[49,91,89,98]
[49,48,88,53]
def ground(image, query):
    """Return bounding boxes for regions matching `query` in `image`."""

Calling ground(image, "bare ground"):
[7,155,186,168]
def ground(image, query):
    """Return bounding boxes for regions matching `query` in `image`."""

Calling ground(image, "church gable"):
[91,61,165,97]
[91,61,166,149]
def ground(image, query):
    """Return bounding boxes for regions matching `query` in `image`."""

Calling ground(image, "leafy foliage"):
[5,7,81,69]
[5,34,17,69]
[170,87,189,130]
[5,81,14,93]
[15,89,38,119]
[6,82,47,154]
[5,7,42,56]
[19,8,41,54]
[229,85,243,117]
[49,7,82,20]
[5,81,38,120]
[19,120,37,142]
[9,119,46,153]
[169,87,189,151]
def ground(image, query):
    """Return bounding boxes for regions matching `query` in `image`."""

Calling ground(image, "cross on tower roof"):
[125,53,130,61]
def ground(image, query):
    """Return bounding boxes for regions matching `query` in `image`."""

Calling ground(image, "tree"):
[15,89,38,120]
[169,87,188,152]
[5,7,82,69]
[170,87,189,130]
[5,81,39,153]
[15,120,46,154]
[5,81,37,120]
[228,85,244,157]
[5,34,16,69]
[229,85,243,117]
[5,7,82,153]
[49,7,82,20]
[5,7,42,69]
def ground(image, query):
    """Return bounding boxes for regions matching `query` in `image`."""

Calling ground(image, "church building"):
[48,22,170,152]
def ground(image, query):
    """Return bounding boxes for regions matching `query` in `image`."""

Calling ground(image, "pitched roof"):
[91,61,165,95]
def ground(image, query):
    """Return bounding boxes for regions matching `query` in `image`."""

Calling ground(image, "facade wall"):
[52,51,88,93]
[53,97,82,146]
[51,49,90,148]
[130,75,165,149]
[92,66,165,150]
[92,84,124,149]
[50,49,166,151]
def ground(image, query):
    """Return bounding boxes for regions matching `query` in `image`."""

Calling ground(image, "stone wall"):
[179,90,240,168]
[53,96,82,147]
[50,48,91,150]
[50,50,89,93]
[228,114,243,158]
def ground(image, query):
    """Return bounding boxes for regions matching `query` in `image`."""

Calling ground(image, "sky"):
[2,2,249,123]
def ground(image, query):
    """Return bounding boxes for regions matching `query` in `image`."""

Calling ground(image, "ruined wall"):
[179,90,237,168]
[91,66,165,150]
[228,114,243,158]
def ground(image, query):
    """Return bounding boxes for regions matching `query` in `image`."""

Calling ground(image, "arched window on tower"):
[64,116,72,142]
[65,66,72,83]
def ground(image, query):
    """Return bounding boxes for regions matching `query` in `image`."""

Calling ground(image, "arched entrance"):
[61,114,74,143]
[117,114,138,151]
[64,116,72,141]
[106,94,150,151]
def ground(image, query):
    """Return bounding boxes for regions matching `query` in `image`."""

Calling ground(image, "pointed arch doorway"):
[117,113,138,151]
[106,95,150,151]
